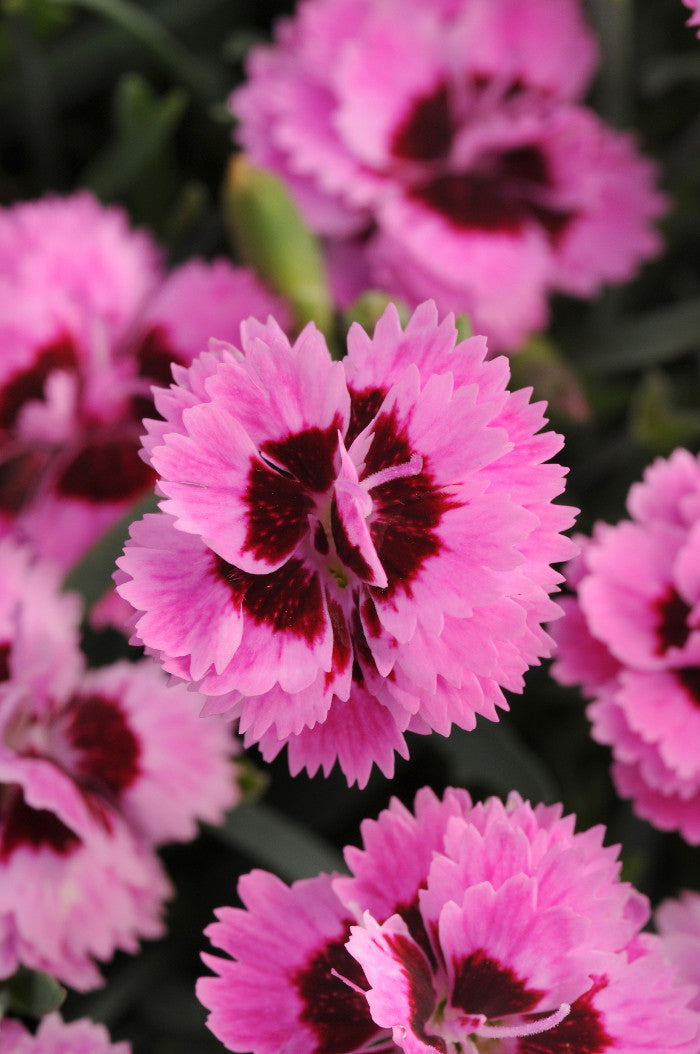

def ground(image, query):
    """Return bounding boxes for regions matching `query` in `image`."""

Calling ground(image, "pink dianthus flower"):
[0,1012,130,1054]
[231,0,666,351]
[0,539,238,989]
[0,192,289,570]
[197,787,700,1054]
[656,890,700,1012]
[117,301,576,786]
[684,1,700,34]
[550,448,700,844]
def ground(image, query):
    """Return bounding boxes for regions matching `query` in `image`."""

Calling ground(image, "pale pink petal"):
[256,684,410,788]
[656,891,700,1012]
[198,869,384,1054]
[0,1013,131,1054]
[139,258,291,362]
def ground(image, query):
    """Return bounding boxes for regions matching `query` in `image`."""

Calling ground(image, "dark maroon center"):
[0,447,54,515]
[0,448,53,515]
[517,977,613,1054]
[385,932,445,1053]
[393,897,437,971]
[243,420,342,565]
[451,949,544,1020]
[350,606,377,688]
[0,642,11,681]
[243,459,314,564]
[676,667,700,708]
[0,336,78,431]
[363,408,454,598]
[261,420,342,494]
[293,927,378,1054]
[654,587,693,655]
[388,76,572,240]
[63,693,141,801]
[132,324,186,421]
[347,386,386,448]
[136,325,184,388]
[0,785,80,861]
[325,598,353,690]
[215,555,327,645]
[391,83,453,163]
[331,495,374,582]
[56,437,155,503]
[411,147,571,240]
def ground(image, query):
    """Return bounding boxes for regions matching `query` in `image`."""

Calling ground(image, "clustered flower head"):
[0,1012,130,1054]
[197,786,700,1054]
[0,538,238,990]
[116,300,576,786]
[551,447,700,844]
[231,0,666,350]
[0,191,289,570]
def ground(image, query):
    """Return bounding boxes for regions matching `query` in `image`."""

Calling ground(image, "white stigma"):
[472,1002,571,1040]
[362,452,423,492]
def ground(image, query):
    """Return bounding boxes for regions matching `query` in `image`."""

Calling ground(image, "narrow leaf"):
[223,155,334,342]
[210,802,346,882]
[1,967,65,1019]
[572,298,700,373]
[82,73,187,198]
[50,0,222,100]
[433,719,560,805]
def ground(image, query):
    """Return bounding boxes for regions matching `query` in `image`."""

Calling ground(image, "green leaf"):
[629,371,700,453]
[587,0,635,127]
[82,72,187,199]
[571,298,700,374]
[234,758,270,803]
[63,489,159,608]
[75,947,172,1028]
[432,719,560,805]
[4,10,62,187]
[643,52,700,95]
[454,314,473,343]
[2,0,70,33]
[223,155,334,343]
[49,0,222,101]
[341,291,409,337]
[210,801,346,882]
[508,335,591,424]
[0,0,229,113]
[0,967,65,1020]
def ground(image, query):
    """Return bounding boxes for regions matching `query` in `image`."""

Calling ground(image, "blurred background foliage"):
[2,0,700,1051]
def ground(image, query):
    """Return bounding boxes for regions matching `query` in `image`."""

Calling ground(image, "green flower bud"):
[223,154,334,340]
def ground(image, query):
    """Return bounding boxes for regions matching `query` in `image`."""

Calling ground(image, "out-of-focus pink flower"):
[0,539,239,989]
[231,0,666,351]
[198,787,700,1054]
[656,890,700,1012]
[0,192,290,570]
[0,1012,131,1054]
[684,1,700,34]
[117,301,576,786]
[551,448,700,844]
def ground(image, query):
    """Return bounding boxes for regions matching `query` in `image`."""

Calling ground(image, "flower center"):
[432,997,572,1054]
[390,78,574,240]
